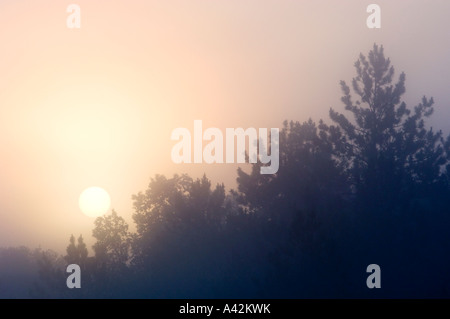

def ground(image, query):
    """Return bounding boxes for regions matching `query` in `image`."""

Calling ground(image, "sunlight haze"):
[0,0,449,253]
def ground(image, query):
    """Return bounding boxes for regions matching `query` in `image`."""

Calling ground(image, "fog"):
[0,0,449,253]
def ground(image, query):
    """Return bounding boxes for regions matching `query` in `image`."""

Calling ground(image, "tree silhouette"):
[329,43,450,212]
[92,210,130,272]
[232,44,450,297]
[233,119,351,297]
[130,173,260,297]
[65,234,88,267]
[236,119,348,221]
[32,249,67,298]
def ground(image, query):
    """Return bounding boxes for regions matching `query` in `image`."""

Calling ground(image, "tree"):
[132,174,228,240]
[231,119,352,298]
[131,174,238,297]
[92,210,130,272]
[234,118,350,262]
[329,43,450,212]
[65,234,88,267]
[235,119,348,222]
[32,249,67,298]
[65,235,77,263]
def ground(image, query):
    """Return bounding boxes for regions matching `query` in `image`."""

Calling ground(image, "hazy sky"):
[1,0,449,252]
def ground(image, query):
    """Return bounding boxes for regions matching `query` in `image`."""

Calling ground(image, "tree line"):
[1,44,450,298]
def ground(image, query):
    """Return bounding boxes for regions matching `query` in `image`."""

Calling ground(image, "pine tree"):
[65,234,78,264]
[329,43,450,212]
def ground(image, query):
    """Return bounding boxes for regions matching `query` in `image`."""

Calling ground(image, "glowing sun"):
[79,186,111,218]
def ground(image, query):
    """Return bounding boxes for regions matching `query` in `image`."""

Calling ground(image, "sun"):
[79,186,111,218]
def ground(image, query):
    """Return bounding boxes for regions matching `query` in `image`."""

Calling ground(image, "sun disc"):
[79,186,111,218]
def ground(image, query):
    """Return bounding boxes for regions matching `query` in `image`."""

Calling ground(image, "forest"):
[1,44,450,298]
